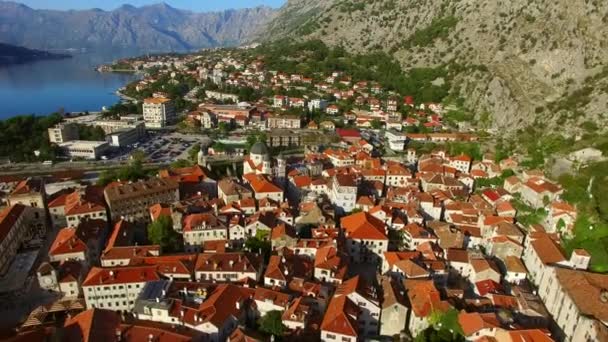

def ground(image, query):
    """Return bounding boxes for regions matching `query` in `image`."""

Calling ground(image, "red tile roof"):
[82,266,160,286]
[0,204,25,245]
[341,212,388,240]
[321,295,360,337]
[49,227,87,256]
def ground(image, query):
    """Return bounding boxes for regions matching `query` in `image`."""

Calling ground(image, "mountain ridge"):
[0,1,278,52]
[261,0,608,134]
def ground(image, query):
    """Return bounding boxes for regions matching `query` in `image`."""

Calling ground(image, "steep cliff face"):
[0,2,277,52]
[262,0,608,133]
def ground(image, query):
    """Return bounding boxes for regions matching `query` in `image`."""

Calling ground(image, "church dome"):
[250,142,269,156]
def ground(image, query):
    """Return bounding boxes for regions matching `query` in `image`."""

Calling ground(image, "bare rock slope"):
[262,0,608,133]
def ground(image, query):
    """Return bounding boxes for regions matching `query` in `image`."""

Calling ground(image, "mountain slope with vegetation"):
[0,1,277,52]
[262,0,608,135]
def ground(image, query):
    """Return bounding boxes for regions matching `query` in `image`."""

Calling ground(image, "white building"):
[48,123,79,143]
[335,276,381,336]
[107,124,145,147]
[143,97,175,128]
[385,130,407,151]
[194,253,261,282]
[308,99,328,112]
[329,174,358,214]
[59,141,109,160]
[182,213,228,252]
[341,212,389,263]
[82,266,160,311]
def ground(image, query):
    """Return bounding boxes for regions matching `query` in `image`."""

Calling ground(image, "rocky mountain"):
[0,43,70,66]
[0,1,277,52]
[262,0,608,134]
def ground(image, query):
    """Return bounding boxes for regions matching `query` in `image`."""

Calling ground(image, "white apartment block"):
[329,175,358,214]
[48,123,79,143]
[82,266,160,311]
[59,140,110,160]
[143,97,175,128]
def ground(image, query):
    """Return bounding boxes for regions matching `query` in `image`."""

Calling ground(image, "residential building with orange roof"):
[341,211,388,263]
[134,281,255,341]
[320,295,361,342]
[539,268,608,342]
[545,201,577,234]
[36,260,84,298]
[405,279,451,336]
[503,256,528,284]
[182,213,228,252]
[48,227,87,263]
[381,251,421,274]
[104,178,179,222]
[63,308,194,342]
[194,252,262,283]
[282,296,312,331]
[314,245,348,284]
[82,266,161,311]
[218,178,253,204]
[520,177,563,209]
[63,186,107,227]
[7,177,46,236]
[329,174,358,214]
[401,222,438,249]
[458,312,502,340]
[242,173,284,203]
[0,204,30,274]
[253,286,291,316]
[449,153,473,173]
[47,188,72,228]
[49,219,106,266]
[149,203,172,222]
[334,276,380,336]
[379,276,408,336]
[494,329,554,342]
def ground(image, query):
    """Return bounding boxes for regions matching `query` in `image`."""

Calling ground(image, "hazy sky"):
[14,0,286,11]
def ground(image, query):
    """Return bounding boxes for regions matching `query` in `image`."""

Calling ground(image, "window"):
[326,334,336,340]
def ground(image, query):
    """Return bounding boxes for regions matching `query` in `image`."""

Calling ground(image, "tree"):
[414,327,465,342]
[130,149,147,164]
[218,122,232,134]
[370,119,383,129]
[258,310,285,337]
[147,215,181,253]
[171,159,193,168]
[188,143,201,163]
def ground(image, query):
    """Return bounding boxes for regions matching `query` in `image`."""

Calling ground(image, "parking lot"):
[109,132,212,163]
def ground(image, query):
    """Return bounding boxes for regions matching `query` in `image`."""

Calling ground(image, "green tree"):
[370,119,383,129]
[171,159,193,168]
[218,122,232,134]
[130,149,147,164]
[258,310,285,337]
[188,143,201,162]
[147,215,181,253]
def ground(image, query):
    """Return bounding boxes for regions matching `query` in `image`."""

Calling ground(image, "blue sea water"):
[0,50,141,119]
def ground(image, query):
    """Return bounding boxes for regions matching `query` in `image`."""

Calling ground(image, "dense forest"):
[0,114,63,162]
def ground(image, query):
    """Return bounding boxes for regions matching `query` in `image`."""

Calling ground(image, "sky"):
[13,0,286,12]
